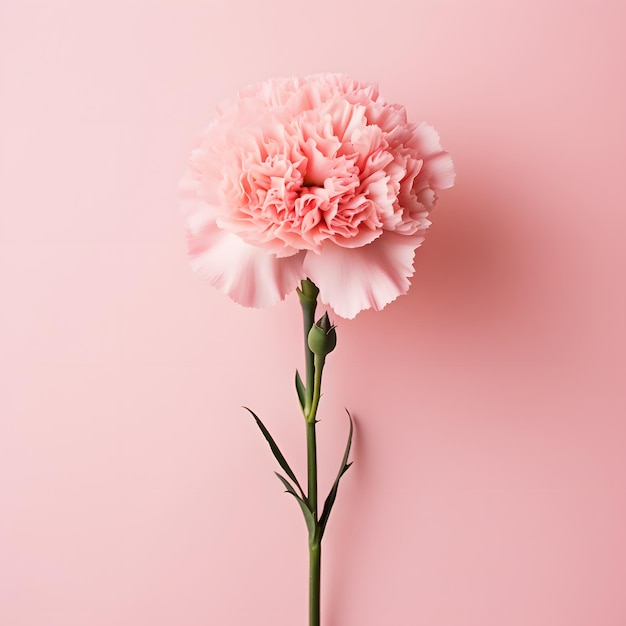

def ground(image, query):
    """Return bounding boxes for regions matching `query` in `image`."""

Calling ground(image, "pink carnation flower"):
[181,74,454,319]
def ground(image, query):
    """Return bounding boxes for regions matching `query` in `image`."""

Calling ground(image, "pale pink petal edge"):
[181,170,306,308]
[303,232,424,319]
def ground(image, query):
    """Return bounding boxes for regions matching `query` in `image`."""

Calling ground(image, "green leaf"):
[275,472,317,541]
[274,471,298,497]
[244,407,306,500]
[318,410,354,538]
[295,369,306,412]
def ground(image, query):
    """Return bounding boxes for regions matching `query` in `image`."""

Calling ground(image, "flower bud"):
[297,278,320,306]
[307,312,337,356]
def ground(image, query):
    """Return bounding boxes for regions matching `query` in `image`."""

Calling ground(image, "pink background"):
[1,1,625,624]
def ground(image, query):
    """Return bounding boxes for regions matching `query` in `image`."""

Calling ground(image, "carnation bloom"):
[181,73,454,319]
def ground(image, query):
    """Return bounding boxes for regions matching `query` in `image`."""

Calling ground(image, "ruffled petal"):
[181,75,454,316]
[422,152,455,191]
[189,223,306,308]
[182,170,306,308]
[411,122,445,158]
[303,232,424,319]
[411,122,455,194]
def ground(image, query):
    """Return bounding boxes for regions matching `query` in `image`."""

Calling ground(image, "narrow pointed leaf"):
[244,407,305,499]
[275,472,317,540]
[319,410,354,538]
[295,369,306,412]
[274,471,299,497]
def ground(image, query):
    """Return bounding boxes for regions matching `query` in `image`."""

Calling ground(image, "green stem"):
[308,354,324,423]
[306,352,326,626]
[298,279,318,414]
[306,414,320,626]
[298,279,323,626]
[309,540,321,626]
[305,323,326,515]
[306,418,318,517]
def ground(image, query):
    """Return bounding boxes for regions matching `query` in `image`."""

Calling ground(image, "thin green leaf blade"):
[274,471,298,497]
[244,407,305,499]
[275,472,317,540]
[295,370,306,412]
[319,410,354,537]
